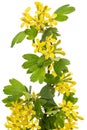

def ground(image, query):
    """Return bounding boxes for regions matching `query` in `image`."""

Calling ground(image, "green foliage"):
[22,54,52,83]
[54,4,75,21]
[43,58,52,67]
[43,99,57,112]
[55,110,65,128]
[25,26,38,40]
[39,84,57,112]
[54,58,70,76]
[63,92,78,104]
[2,96,17,107]
[11,31,26,47]
[40,115,56,130]
[30,67,45,83]
[40,85,54,100]
[45,74,59,84]
[33,99,44,118]
[41,27,60,41]
[22,54,39,73]
[39,110,65,130]
[2,79,28,106]
[11,26,38,47]
[55,14,68,22]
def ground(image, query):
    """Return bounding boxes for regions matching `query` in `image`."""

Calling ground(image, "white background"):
[0,0,87,129]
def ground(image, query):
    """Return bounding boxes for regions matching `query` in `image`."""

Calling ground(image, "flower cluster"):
[58,100,83,130]
[32,35,65,59]
[55,72,76,96]
[20,2,57,31]
[5,100,41,130]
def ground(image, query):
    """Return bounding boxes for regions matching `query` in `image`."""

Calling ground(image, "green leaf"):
[63,92,78,104]
[54,4,75,22]
[55,110,65,128]
[45,74,59,84]
[54,58,70,76]
[25,26,38,40]
[46,109,58,115]
[55,4,75,14]
[40,85,54,100]
[3,79,28,106]
[23,53,39,61]
[2,96,17,107]
[22,54,52,83]
[43,99,57,112]
[11,26,38,47]
[34,99,43,118]
[43,58,52,67]
[22,54,39,73]
[11,31,26,47]
[55,14,68,21]
[40,114,56,130]
[37,55,45,67]
[41,27,60,41]
[30,67,45,83]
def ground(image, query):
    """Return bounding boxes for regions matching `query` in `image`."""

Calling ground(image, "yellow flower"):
[77,115,84,120]
[64,121,78,130]
[46,35,56,43]
[59,72,77,86]
[55,82,76,96]
[44,43,55,59]
[45,13,58,27]
[59,100,79,117]
[35,2,44,12]
[20,2,58,31]
[32,39,46,53]
[32,35,57,59]
[20,7,34,28]
[54,47,66,56]
[33,15,45,31]
[5,101,37,130]
[35,2,51,17]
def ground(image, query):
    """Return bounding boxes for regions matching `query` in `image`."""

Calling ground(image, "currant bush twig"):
[3,2,83,130]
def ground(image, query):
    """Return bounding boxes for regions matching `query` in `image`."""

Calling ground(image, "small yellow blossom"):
[32,39,45,53]
[35,2,51,16]
[55,82,76,96]
[60,72,77,85]
[33,15,45,31]
[5,100,38,130]
[45,13,58,27]
[20,7,34,28]
[44,43,55,59]
[59,100,79,117]
[64,121,78,130]
[54,47,66,56]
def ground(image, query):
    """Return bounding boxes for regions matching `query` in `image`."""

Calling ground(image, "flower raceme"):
[20,2,58,31]
[32,35,65,59]
[5,100,41,130]
[58,100,84,130]
[55,72,76,96]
